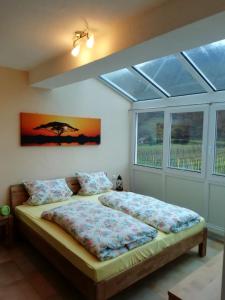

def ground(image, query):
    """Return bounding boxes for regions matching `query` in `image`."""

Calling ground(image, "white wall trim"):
[208,179,225,187]
[222,237,225,300]
[208,103,225,184]
[207,223,225,236]
[132,89,225,110]
[131,164,162,174]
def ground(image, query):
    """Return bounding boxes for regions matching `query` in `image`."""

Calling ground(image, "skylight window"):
[99,39,225,102]
[184,39,225,91]
[100,68,162,101]
[134,55,206,97]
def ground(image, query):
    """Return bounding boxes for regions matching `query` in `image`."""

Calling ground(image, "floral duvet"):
[99,192,201,233]
[41,200,157,261]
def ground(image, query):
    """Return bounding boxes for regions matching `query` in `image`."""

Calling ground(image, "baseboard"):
[207,223,224,241]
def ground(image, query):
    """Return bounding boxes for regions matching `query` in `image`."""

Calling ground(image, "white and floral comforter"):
[41,200,157,261]
[99,192,201,233]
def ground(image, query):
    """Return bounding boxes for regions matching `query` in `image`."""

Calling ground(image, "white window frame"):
[208,103,225,183]
[164,105,209,179]
[132,105,209,180]
[132,108,165,171]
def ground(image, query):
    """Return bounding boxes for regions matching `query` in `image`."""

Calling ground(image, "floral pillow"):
[23,178,73,206]
[75,171,113,196]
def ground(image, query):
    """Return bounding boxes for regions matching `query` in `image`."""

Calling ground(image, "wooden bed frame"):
[10,177,207,300]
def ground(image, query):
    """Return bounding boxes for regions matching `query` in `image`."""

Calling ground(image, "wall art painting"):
[20,112,101,146]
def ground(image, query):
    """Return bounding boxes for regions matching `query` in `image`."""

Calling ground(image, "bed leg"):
[94,282,106,300]
[198,228,207,257]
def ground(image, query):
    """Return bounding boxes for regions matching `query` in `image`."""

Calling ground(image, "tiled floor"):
[0,238,223,300]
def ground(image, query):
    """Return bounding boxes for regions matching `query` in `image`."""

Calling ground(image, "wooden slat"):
[10,184,29,209]
[103,229,206,299]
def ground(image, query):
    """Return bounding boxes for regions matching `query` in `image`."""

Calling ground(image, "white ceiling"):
[0,0,167,70]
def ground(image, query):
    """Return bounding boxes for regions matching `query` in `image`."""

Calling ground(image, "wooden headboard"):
[10,177,80,210]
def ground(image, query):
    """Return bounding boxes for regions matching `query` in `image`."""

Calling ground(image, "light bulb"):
[86,34,94,49]
[71,43,80,57]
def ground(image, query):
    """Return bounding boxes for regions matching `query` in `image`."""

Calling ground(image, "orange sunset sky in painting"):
[20,113,101,137]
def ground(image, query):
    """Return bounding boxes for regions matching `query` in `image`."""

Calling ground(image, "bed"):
[10,177,207,300]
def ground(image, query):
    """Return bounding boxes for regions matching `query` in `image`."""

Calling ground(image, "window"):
[100,39,225,102]
[136,111,164,168]
[214,110,225,175]
[184,39,225,91]
[134,54,206,97]
[100,68,162,101]
[169,112,204,172]
[134,105,225,179]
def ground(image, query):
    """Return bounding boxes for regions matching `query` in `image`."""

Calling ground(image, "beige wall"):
[0,67,131,204]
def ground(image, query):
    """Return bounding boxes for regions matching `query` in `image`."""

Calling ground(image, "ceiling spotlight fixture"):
[71,30,95,57]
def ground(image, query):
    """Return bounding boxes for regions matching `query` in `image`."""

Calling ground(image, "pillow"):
[75,171,113,196]
[23,178,73,206]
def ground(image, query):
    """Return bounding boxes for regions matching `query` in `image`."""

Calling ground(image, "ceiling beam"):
[29,0,225,89]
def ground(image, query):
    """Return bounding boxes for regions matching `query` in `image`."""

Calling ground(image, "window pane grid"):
[214,110,225,175]
[100,77,136,101]
[167,90,207,98]
[136,112,164,168]
[134,107,225,178]
[181,52,216,91]
[169,112,203,172]
[135,55,206,97]
[184,39,225,91]
[132,66,170,97]
[101,68,162,101]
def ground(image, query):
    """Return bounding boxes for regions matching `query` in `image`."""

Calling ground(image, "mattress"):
[15,193,206,282]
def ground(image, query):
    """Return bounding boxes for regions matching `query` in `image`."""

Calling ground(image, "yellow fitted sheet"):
[15,193,206,282]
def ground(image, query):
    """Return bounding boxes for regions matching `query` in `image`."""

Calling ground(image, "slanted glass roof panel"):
[101,68,161,101]
[184,40,225,91]
[135,55,206,97]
